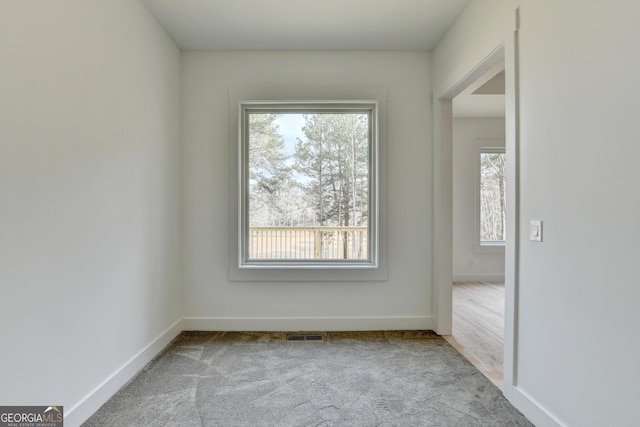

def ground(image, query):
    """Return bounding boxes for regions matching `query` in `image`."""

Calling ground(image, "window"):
[239,102,379,269]
[478,146,506,247]
[228,88,387,282]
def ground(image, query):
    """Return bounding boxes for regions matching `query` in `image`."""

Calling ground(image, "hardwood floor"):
[443,281,504,389]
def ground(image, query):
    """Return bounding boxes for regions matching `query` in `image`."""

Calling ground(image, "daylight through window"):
[240,103,377,265]
[479,148,506,245]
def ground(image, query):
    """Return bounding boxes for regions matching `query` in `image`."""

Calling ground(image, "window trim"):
[240,102,377,267]
[228,87,388,282]
[475,140,506,253]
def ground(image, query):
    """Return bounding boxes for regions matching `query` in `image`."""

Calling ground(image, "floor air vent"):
[286,334,324,341]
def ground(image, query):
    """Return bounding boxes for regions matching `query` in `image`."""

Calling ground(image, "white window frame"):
[475,140,506,253]
[228,87,388,282]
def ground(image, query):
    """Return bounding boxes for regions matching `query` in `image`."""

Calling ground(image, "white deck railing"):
[249,226,368,260]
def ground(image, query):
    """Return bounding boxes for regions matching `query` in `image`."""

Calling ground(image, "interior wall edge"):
[64,319,184,427]
[511,386,567,427]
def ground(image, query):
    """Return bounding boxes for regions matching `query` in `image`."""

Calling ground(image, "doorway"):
[446,64,506,388]
[434,43,518,397]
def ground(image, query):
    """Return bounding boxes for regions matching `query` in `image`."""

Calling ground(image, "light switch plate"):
[530,220,542,242]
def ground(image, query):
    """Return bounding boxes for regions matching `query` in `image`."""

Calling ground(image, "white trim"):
[66,314,585,426]
[432,98,454,334]
[64,319,183,427]
[502,9,520,400]
[475,139,506,253]
[511,386,566,427]
[433,3,520,410]
[452,275,505,282]
[63,315,433,426]
[433,45,506,336]
[228,87,388,282]
[238,101,379,269]
[182,316,433,332]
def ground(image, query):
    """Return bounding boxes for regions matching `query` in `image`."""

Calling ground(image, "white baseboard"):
[182,316,434,332]
[510,386,566,427]
[452,274,505,282]
[64,316,433,426]
[64,319,183,427]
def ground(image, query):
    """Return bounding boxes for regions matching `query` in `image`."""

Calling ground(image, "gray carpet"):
[83,331,532,426]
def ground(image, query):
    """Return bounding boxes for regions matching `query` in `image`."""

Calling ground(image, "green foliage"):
[294,113,369,227]
[248,112,369,230]
[248,114,290,224]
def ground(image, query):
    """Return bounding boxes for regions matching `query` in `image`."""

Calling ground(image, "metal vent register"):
[286,334,324,341]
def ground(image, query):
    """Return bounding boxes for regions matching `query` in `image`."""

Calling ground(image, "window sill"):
[229,263,388,282]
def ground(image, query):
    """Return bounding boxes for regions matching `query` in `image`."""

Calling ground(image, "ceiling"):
[141,0,499,117]
[141,0,471,51]
[453,69,505,118]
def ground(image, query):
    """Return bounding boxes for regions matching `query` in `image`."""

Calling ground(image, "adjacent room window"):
[239,102,378,268]
[478,147,506,246]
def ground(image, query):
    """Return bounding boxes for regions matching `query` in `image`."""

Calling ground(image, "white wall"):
[0,1,181,425]
[452,118,505,281]
[432,0,515,97]
[181,51,433,330]
[515,1,640,426]
[435,1,640,426]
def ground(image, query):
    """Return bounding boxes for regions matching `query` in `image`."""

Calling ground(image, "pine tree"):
[293,113,369,257]
[248,114,290,226]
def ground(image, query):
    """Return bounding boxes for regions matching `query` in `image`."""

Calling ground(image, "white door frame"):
[432,19,520,399]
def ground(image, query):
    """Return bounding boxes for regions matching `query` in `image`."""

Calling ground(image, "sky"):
[274,113,305,158]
